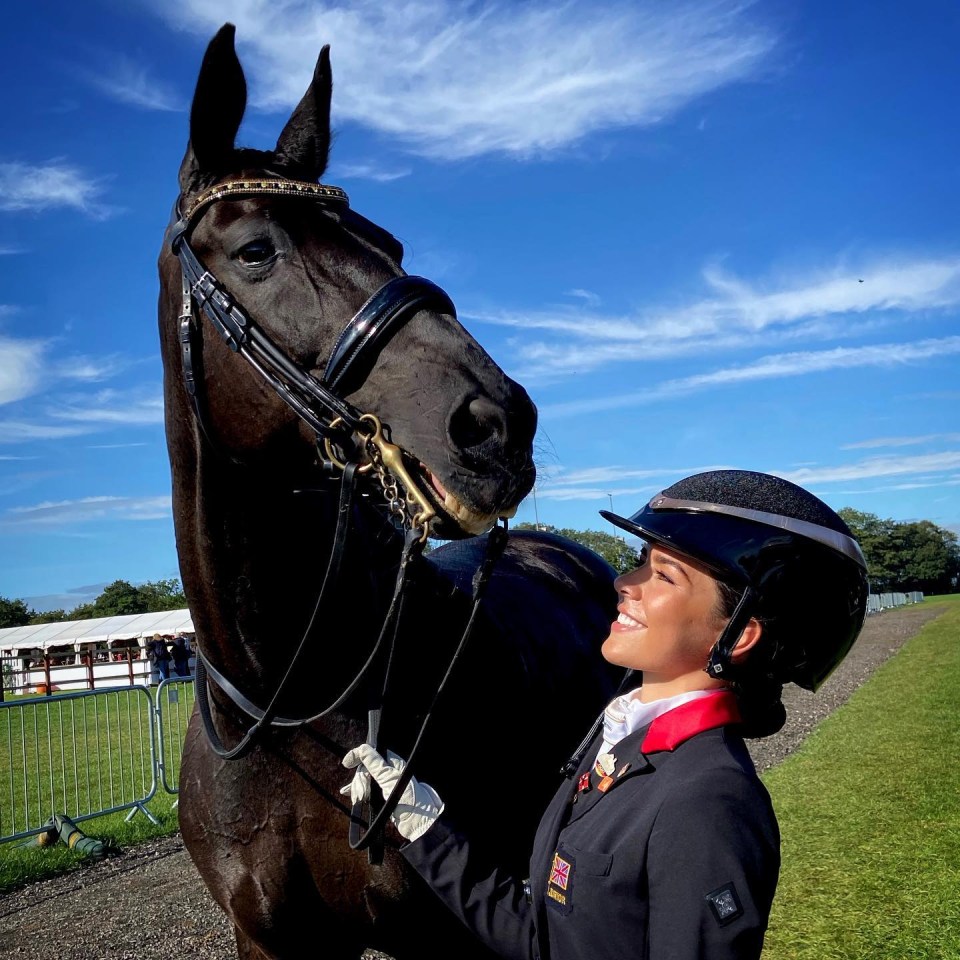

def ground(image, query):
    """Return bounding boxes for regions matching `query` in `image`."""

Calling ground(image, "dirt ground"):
[0,602,946,960]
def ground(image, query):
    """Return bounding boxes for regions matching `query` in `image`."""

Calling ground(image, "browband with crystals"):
[649,494,867,569]
[180,178,350,225]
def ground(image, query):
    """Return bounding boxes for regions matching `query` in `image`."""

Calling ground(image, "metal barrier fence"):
[865,591,924,615]
[0,677,195,844]
[0,590,930,845]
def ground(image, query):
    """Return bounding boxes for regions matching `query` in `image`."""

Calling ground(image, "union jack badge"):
[549,853,571,891]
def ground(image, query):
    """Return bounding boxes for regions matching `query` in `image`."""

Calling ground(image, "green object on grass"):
[52,813,115,860]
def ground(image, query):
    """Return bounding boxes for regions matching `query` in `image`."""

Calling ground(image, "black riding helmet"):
[600,470,868,692]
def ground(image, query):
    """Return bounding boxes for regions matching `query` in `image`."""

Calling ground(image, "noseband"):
[168,176,452,535]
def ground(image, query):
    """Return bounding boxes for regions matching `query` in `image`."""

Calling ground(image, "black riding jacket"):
[403,691,780,960]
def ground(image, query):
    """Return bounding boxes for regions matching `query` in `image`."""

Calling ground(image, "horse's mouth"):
[420,464,517,538]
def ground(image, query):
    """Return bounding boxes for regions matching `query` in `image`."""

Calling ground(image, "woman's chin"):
[600,636,636,670]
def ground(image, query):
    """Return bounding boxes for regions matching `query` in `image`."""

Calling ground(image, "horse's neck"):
[186,453,406,709]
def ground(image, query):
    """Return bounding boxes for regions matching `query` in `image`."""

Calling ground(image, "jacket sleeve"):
[402,817,539,960]
[645,767,780,960]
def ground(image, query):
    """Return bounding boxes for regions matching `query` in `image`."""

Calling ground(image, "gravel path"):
[0,602,946,960]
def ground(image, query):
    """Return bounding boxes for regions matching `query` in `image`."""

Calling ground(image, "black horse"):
[159,24,621,960]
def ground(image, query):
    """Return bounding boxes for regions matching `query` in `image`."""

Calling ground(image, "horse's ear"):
[178,23,247,194]
[272,45,332,182]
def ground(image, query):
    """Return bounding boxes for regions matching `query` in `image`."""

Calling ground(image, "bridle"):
[168,176,449,535]
[168,175,509,859]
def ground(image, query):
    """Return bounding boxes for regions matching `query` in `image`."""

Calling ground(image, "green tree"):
[66,578,188,620]
[514,524,641,575]
[138,578,187,611]
[86,580,150,618]
[68,601,97,621]
[896,521,959,594]
[29,609,67,624]
[838,508,959,594]
[838,508,898,591]
[0,596,32,628]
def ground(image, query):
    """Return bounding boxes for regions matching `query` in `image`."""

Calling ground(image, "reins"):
[350,520,509,862]
[172,175,512,861]
[192,460,363,761]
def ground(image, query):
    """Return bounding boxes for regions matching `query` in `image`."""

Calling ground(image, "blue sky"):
[2,0,958,612]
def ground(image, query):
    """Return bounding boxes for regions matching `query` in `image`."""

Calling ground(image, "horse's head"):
[158,24,536,541]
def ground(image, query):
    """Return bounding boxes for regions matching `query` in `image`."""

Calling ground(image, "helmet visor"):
[601,494,864,585]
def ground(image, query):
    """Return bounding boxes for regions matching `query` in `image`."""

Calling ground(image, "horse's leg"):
[234,923,369,960]
[235,927,271,960]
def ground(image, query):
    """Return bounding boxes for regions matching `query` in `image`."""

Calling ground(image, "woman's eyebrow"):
[653,552,692,583]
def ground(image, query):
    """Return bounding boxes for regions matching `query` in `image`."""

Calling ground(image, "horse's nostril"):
[449,396,507,451]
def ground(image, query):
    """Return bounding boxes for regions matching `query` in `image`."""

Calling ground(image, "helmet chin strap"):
[705,585,756,680]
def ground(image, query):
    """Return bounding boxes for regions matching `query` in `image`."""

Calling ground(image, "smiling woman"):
[602,543,747,699]
[346,469,870,960]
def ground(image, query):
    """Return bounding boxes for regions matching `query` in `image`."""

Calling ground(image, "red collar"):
[640,691,741,754]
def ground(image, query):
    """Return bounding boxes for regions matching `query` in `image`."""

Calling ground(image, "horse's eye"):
[236,239,277,266]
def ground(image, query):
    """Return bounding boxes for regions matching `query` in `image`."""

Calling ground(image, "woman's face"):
[602,543,727,696]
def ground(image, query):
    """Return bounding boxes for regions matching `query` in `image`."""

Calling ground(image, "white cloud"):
[50,354,135,383]
[565,289,601,306]
[540,335,960,419]
[81,55,182,111]
[540,463,726,487]
[0,161,112,218]
[778,452,960,486]
[51,391,164,426]
[332,162,412,182]
[532,454,960,503]
[160,0,776,160]
[474,255,960,378]
[0,333,161,440]
[843,433,960,450]
[0,336,47,405]
[4,495,172,528]
[0,420,96,442]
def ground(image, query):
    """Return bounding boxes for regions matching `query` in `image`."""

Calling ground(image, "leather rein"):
[169,176,509,858]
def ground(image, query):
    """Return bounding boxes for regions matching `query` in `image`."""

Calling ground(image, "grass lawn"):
[761,595,960,959]
[0,792,180,891]
[1,598,958,959]
[0,681,193,892]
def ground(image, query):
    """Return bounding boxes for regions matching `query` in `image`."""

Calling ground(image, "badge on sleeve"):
[705,882,743,927]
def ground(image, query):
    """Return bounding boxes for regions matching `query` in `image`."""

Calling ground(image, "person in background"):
[342,469,869,960]
[170,634,192,678]
[147,634,172,682]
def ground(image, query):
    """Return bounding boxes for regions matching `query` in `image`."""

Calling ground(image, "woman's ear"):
[729,618,763,664]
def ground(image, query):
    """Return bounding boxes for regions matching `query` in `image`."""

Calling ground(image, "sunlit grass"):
[761,596,960,959]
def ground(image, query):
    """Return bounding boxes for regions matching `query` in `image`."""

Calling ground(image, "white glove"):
[341,743,444,842]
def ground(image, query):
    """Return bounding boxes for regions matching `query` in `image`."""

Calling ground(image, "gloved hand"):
[341,743,444,842]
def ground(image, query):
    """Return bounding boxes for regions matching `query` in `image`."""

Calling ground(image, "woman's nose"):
[615,567,644,597]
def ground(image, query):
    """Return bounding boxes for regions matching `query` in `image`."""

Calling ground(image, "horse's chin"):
[421,466,518,540]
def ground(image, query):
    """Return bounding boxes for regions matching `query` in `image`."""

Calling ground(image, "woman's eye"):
[656,570,674,584]
[236,239,277,265]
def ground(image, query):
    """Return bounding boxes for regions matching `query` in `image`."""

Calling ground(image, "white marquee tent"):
[0,609,194,653]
